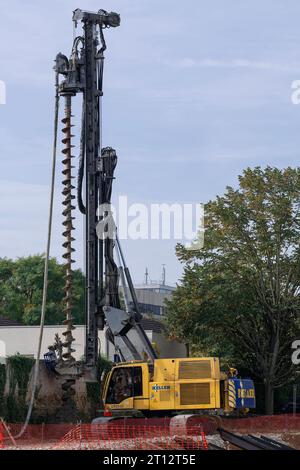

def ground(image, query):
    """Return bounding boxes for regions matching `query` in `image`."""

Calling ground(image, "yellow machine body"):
[102,357,222,412]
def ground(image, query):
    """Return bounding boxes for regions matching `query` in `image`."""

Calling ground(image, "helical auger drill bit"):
[61,95,76,401]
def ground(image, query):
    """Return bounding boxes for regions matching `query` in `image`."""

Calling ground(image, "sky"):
[1,0,300,285]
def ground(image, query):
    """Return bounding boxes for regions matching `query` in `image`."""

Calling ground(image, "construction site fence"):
[53,422,209,450]
[220,414,300,434]
[0,415,299,450]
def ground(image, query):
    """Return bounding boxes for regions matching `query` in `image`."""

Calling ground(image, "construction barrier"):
[53,421,208,450]
[0,422,4,449]
[215,414,300,434]
[0,414,299,450]
[1,423,74,449]
[175,414,300,435]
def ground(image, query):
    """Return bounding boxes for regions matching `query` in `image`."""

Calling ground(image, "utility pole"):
[161,264,166,286]
[144,267,149,285]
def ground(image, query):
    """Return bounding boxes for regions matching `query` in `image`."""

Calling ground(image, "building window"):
[138,302,162,316]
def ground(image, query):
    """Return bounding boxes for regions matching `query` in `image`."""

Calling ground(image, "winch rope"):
[15,71,60,438]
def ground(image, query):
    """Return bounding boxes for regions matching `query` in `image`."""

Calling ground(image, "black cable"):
[77,26,105,214]
[77,98,86,214]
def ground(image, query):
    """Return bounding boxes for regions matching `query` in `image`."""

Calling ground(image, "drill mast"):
[53,10,156,386]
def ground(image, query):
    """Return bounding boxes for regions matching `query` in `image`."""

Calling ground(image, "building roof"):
[0,316,22,326]
[135,283,175,292]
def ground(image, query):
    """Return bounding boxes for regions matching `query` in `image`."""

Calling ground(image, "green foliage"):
[86,355,112,416]
[2,354,34,422]
[6,355,34,401]
[0,364,6,416]
[165,166,300,413]
[0,255,85,325]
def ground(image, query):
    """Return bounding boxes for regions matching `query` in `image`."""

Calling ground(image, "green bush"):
[3,354,34,422]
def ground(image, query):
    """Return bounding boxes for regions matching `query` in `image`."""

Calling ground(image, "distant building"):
[0,316,23,363]
[134,283,175,317]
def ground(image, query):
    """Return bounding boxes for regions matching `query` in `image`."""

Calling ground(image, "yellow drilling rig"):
[45,8,255,419]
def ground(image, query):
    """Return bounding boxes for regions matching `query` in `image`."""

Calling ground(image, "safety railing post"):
[293,384,297,417]
[79,420,82,449]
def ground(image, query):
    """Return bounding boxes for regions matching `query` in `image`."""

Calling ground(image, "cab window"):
[106,366,143,404]
[133,367,143,397]
[106,367,132,404]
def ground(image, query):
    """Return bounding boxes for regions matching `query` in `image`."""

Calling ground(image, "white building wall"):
[0,326,186,362]
[0,325,106,362]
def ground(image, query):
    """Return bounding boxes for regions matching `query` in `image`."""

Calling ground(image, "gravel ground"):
[1,432,299,450]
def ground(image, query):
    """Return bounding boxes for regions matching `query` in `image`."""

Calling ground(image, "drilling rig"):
[48,8,256,417]
[49,7,156,403]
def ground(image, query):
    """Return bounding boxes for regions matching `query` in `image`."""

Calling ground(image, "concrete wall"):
[0,325,185,361]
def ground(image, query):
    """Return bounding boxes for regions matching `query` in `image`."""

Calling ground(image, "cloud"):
[164,57,300,73]
[1,1,300,285]
[0,179,85,269]
[0,180,57,257]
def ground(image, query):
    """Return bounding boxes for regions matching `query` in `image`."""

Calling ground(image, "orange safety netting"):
[53,422,208,450]
[1,414,299,450]
[219,414,300,434]
[1,423,74,449]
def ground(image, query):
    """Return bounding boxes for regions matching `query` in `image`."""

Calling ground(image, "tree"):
[165,166,300,414]
[0,255,85,325]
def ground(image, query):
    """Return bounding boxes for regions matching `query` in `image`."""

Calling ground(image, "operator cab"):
[106,365,144,405]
